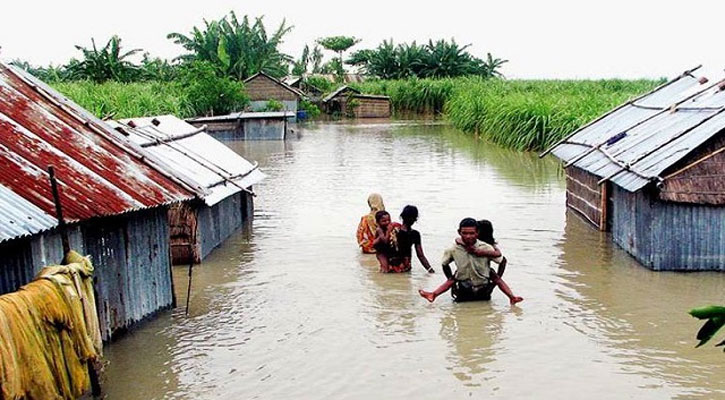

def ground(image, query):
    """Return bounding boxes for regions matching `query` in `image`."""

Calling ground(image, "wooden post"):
[185,244,194,316]
[599,182,609,231]
[47,166,102,397]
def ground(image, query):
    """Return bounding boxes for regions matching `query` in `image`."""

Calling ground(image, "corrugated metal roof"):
[0,183,57,242]
[549,68,725,192]
[0,63,196,237]
[322,85,362,103]
[110,115,265,206]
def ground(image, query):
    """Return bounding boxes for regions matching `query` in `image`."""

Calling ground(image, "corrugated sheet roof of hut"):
[547,66,725,195]
[0,63,196,240]
[110,115,265,206]
[0,184,58,243]
[322,85,362,103]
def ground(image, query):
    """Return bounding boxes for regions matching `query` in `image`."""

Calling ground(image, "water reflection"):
[101,121,725,399]
[555,211,725,399]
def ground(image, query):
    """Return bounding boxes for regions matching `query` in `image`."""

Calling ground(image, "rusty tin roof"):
[0,63,196,236]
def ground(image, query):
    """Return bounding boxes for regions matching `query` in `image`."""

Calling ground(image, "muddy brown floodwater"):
[103,121,725,399]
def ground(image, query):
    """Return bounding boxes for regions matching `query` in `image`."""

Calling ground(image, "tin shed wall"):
[197,191,247,260]
[610,185,725,271]
[565,167,606,229]
[0,207,174,341]
[243,119,287,140]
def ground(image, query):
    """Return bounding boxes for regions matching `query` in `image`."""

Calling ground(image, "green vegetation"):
[299,99,321,118]
[690,305,725,351]
[168,12,292,79]
[348,39,507,79]
[355,77,661,151]
[52,61,248,119]
[263,99,284,112]
[317,36,360,80]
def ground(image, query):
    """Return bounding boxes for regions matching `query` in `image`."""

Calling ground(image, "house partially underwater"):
[0,63,264,340]
[110,115,264,264]
[322,86,391,118]
[0,63,200,340]
[546,67,725,271]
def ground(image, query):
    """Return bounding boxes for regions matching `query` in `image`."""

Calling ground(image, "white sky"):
[2,0,724,79]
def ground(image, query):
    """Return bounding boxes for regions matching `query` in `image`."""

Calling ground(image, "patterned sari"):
[356,193,385,253]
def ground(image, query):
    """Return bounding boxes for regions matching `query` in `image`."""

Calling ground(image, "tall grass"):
[53,81,194,119]
[356,77,662,151]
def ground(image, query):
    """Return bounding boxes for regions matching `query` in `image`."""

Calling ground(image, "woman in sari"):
[357,193,385,253]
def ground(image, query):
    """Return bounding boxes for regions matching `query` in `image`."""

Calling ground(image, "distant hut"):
[244,71,305,115]
[187,111,294,140]
[322,86,391,118]
[0,63,197,340]
[283,76,324,100]
[545,67,725,271]
[110,115,265,264]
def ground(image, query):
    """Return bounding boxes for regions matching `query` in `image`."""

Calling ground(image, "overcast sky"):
[2,0,724,79]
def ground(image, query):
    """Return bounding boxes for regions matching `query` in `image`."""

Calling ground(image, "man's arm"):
[441,249,454,279]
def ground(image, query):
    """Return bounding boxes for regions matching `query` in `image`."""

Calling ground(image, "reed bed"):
[52,81,195,119]
[356,77,661,151]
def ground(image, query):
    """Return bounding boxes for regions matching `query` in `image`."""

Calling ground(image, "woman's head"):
[476,219,496,245]
[367,193,385,213]
[375,210,391,228]
[400,205,419,227]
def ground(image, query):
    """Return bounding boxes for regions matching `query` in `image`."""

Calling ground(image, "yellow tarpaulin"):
[0,251,102,399]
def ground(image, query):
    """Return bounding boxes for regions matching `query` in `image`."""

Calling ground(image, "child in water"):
[372,210,396,272]
[419,218,523,305]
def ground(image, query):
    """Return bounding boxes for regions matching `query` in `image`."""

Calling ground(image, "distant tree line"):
[10,11,508,86]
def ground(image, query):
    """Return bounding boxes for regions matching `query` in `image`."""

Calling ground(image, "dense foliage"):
[168,12,292,79]
[348,39,507,79]
[355,77,661,151]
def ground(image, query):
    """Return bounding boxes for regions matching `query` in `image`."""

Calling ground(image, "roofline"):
[244,71,306,98]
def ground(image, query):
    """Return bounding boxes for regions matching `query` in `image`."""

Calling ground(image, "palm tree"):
[70,35,142,82]
[168,12,293,80]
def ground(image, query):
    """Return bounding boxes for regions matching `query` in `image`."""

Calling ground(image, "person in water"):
[392,205,435,273]
[372,210,395,272]
[419,218,523,305]
[373,206,435,273]
[357,193,385,253]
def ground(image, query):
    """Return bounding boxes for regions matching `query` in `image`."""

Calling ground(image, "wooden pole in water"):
[185,243,194,316]
[47,166,102,397]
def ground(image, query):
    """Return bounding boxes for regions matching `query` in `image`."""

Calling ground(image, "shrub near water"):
[356,77,661,151]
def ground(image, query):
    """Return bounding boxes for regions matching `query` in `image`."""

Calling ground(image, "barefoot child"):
[419,218,523,305]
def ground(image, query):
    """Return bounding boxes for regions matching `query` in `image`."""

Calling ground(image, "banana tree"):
[70,35,142,82]
[690,305,725,351]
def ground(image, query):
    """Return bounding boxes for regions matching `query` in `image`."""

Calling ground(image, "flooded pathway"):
[104,121,725,399]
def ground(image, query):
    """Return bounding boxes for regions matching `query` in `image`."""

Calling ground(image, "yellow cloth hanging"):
[0,250,102,400]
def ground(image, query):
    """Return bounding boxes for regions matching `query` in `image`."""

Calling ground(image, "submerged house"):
[244,71,305,115]
[110,115,265,264]
[0,63,198,340]
[546,67,725,271]
[322,86,391,118]
[187,111,294,140]
[283,76,324,100]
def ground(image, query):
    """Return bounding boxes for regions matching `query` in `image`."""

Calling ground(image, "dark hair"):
[375,210,390,223]
[458,217,478,230]
[476,220,496,245]
[400,205,418,227]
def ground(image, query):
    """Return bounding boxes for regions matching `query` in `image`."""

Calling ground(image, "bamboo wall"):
[659,132,725,205]
[352,96,391,118]
[565,166,607,229]
[245,75,299,101]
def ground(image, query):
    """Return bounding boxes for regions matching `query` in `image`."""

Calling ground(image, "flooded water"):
[104,121,725,399]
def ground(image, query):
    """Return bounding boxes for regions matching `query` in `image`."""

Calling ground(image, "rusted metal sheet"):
[0,63,195,226]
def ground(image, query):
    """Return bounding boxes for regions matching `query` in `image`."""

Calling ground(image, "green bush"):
[299,99,321,118]
[176,61,248,116]
[263,99,284,112]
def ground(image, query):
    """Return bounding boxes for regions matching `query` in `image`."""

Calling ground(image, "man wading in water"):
[419,218,523,305]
